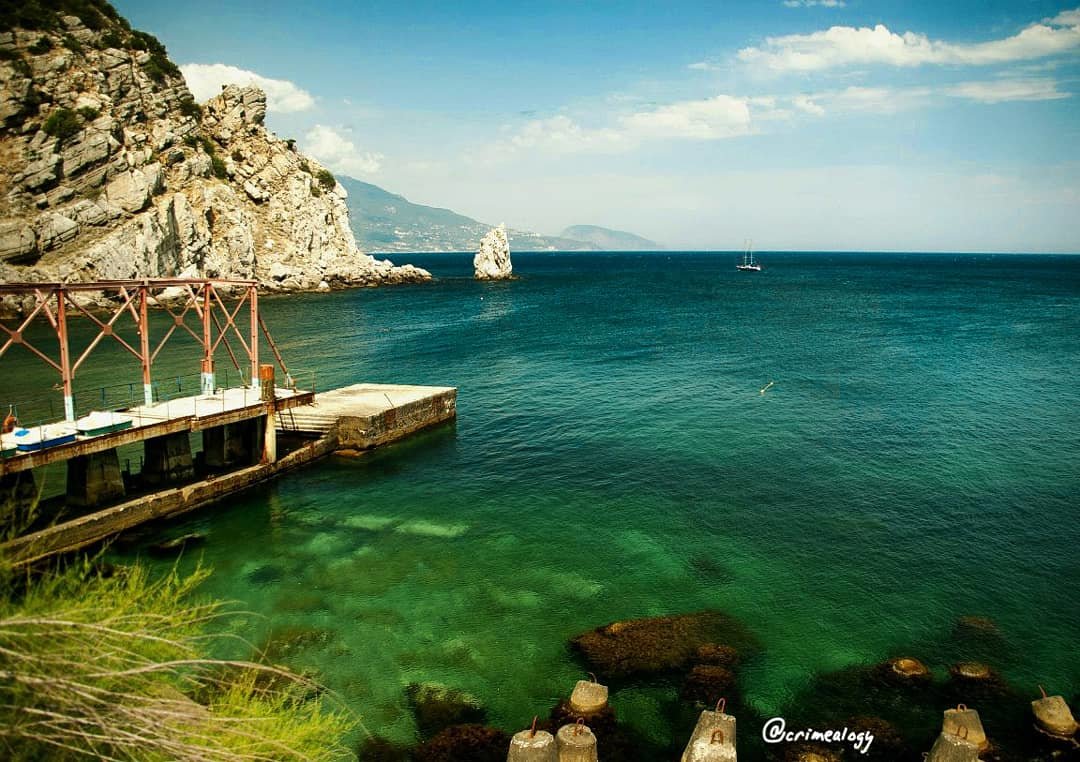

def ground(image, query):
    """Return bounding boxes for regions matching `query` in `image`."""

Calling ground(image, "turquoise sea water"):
[8,252,1080,755]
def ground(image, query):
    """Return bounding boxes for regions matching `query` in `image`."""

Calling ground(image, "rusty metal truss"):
[0,279,293,421]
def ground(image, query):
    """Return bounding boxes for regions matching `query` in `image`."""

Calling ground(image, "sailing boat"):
[736,240,761,272]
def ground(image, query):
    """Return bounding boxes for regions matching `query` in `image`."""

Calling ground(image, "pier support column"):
[203,421,260,469]
[143,432,194,486]
[66,448,126,508]
[0,471,39,532]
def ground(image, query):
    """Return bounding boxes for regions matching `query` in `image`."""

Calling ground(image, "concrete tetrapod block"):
[941,705,988,751]
[681,708,737,762]
[568,680,608,715]
[926,732,981,762]
[507,728,558,762]
[1032,693,1078,738]
[556,723,597,762]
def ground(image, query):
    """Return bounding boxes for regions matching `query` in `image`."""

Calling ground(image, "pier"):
[0,279,455,564]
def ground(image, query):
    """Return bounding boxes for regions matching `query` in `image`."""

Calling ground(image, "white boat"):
[76,410,134,437]
[11,423,79,452]
[737,241,762,272]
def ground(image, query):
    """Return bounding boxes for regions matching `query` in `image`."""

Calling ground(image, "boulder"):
[36,213,79,250]
[570,611,757,680]
[405,682,487,739]
[104,168,150,213]
[473,223,512,280]
[0,222,37,263]
[412,724,509,762]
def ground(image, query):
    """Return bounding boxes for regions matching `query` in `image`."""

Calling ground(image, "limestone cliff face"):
[473,224,512,280]
[0,9,428,308]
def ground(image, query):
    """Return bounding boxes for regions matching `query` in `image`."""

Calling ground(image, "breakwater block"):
[681,701,737,762]
[556,722,598,762]
[941,704,987,751]
[568,678,608,715]
[507,726,557,762]
[926,731,980,762]
[1032,691,1078,738]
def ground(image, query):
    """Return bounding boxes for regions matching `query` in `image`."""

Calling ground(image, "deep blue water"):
[11,251,1079,755]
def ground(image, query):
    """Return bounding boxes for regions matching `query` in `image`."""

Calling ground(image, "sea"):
[9,251,1080,757]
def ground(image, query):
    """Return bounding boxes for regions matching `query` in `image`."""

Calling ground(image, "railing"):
[2,368,317,459]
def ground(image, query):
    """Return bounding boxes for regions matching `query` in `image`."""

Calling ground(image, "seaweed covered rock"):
[412,724,509,762]
[695,643,740,668]
[570,611,757,680]
[681,665,738,707]
[843,716,915,761]
[405,682,487,739]
[879,656,932,685]
[356,735,411,761]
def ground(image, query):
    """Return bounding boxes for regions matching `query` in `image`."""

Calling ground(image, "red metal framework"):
[0,279,293,421]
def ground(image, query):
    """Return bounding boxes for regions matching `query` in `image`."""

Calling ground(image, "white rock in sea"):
[473,224,512,280]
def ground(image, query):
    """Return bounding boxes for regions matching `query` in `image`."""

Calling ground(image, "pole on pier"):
[249,285,259,386]
[139,284,153,405]
[260,364,276,463]
[507,718,557,762]
[201,283,215,396]
[555,721,597,762]
[56,287,75,421]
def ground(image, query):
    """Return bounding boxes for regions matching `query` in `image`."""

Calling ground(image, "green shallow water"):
[8,252,1079,753]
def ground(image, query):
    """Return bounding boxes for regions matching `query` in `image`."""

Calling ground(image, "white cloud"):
[180,63,315,112]
[506,115,629,154]
[783,0,846,7]
[620,95,754,139]
[302,124,383,176]
[944,77,1070,103]
[738,9,1080,71]
[792,94,825,115]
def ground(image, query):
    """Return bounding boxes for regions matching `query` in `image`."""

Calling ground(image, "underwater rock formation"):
[405,682,487,739]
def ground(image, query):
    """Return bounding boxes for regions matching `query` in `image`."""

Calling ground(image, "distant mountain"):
[339,177,598,253]
[560,225,662,251]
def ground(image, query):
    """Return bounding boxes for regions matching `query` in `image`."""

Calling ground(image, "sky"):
[112,0,1080,252]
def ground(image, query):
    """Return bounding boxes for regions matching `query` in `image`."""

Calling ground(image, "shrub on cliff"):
[316,168,336,191]
[0,558,355,760]
[43,107,81,140]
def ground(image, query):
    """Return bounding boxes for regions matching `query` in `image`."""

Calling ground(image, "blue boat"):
[12,424,78,452]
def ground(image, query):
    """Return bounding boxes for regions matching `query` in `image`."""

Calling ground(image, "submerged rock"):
[570,610,757,680]
[412,723,509,762]
[881,656,932,684]
[405,682,487,739]
[357,736,411,761]
[473,223,512,280]
[680,665,738,707]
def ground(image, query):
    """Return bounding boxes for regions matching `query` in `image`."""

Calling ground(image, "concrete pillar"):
[507,728,557,762]
[941,705,987,751]
[203,421,259,469]
[569,680,608,715]
[66,449,125,508]
[926,731,980,762]
[263,411,277,463]
[0,470,39,532]
[555,723,597,762]
[681,705,737,762]
[1032,691,1078,738]
[143,432,194,486]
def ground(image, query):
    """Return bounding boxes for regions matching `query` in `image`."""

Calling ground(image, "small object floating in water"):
[759,380,775,395]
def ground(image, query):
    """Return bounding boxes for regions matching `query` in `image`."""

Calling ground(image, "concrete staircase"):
[276,405,336,435]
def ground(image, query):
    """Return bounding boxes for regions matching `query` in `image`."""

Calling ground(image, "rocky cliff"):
[0,1,428,309]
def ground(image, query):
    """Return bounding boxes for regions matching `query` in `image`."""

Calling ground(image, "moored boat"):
[12,423,79,452]
[76,410,135,437]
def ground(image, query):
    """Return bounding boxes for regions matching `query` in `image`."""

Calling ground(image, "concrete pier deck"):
[1,387,313,477]
[1,382,456,564]
[281,383,457,449]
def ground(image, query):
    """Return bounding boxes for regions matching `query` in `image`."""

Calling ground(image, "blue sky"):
[115,0,1080,251]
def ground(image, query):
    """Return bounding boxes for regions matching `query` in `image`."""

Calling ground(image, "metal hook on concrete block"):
[715,697,726,714]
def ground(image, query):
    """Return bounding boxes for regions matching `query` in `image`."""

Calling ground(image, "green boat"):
[75,411,134,437]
